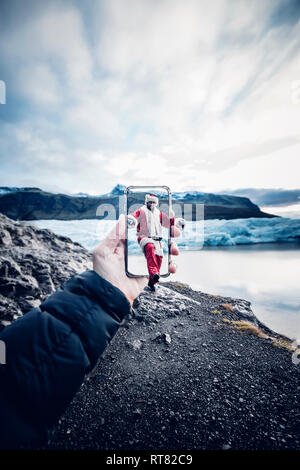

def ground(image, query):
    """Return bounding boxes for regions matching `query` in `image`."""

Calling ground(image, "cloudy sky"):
[0,0,300,195]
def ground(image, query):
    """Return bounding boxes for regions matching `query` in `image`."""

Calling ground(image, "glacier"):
[25,216,300,252]
[203,217,300,246]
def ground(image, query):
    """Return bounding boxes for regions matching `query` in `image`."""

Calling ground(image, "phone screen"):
[125,186,171,278]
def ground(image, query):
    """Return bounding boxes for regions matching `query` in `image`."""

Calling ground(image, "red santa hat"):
[145,193,158,205]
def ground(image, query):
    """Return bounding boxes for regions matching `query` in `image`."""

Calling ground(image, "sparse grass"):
[210,309,221,315]
[221,319,296,351]
[230,320,268,339]
[171,282,189,290]
[220,303,235,311]
[272,338,294,351]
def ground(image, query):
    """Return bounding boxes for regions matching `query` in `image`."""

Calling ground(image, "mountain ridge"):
[0,185,276,221]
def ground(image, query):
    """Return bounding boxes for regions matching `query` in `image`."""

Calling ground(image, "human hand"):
[93,214,181,305]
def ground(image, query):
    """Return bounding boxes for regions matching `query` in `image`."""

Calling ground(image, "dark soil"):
[48,282,300,451]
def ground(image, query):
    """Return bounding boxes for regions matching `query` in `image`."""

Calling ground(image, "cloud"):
[18,63,62,107]
[2,2,93,86]
[202,142,300,191]
[0,0,300,194]
[195,135,300,172]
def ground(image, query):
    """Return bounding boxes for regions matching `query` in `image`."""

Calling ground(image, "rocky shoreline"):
[48,283,299,451]
[0,213,299,450]
[0,213,92,328]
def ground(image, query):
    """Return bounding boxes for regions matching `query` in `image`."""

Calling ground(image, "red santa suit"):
[129,195,174,282]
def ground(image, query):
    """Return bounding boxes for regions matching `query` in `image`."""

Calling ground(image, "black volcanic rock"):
[0,213,92,328]
[48,283,299,451]
[0,186,275,221]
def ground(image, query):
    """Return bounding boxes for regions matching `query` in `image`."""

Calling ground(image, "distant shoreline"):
[0,186,276,221]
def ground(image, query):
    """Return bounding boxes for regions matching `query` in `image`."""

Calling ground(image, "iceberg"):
[203,217,300,247]
[27,216,300,252]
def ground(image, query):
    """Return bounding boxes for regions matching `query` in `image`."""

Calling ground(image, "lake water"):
[26,219,300,340]
[169,244,300,341]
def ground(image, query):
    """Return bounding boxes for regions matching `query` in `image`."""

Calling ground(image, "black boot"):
[148,273,160,292]
[148,279,156,291]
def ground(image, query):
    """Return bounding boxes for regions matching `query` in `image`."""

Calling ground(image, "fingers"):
[170,241,179,256]
[94,214,126,254]
[171,225,181,238]
[169,240,179,274]
[169,261,177,273]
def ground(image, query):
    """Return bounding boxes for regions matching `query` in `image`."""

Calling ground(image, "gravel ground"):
[49,282,300,451]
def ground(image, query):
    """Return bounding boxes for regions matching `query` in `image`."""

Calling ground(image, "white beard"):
[142,205,162,238]
[139,205,163,256]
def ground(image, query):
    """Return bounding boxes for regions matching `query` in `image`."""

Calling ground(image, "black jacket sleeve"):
[0,270,131,449]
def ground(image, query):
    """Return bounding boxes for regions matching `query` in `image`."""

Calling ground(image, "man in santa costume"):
[128,194,184,291]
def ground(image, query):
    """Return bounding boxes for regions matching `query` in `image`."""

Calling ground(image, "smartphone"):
[125,186,172,278]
